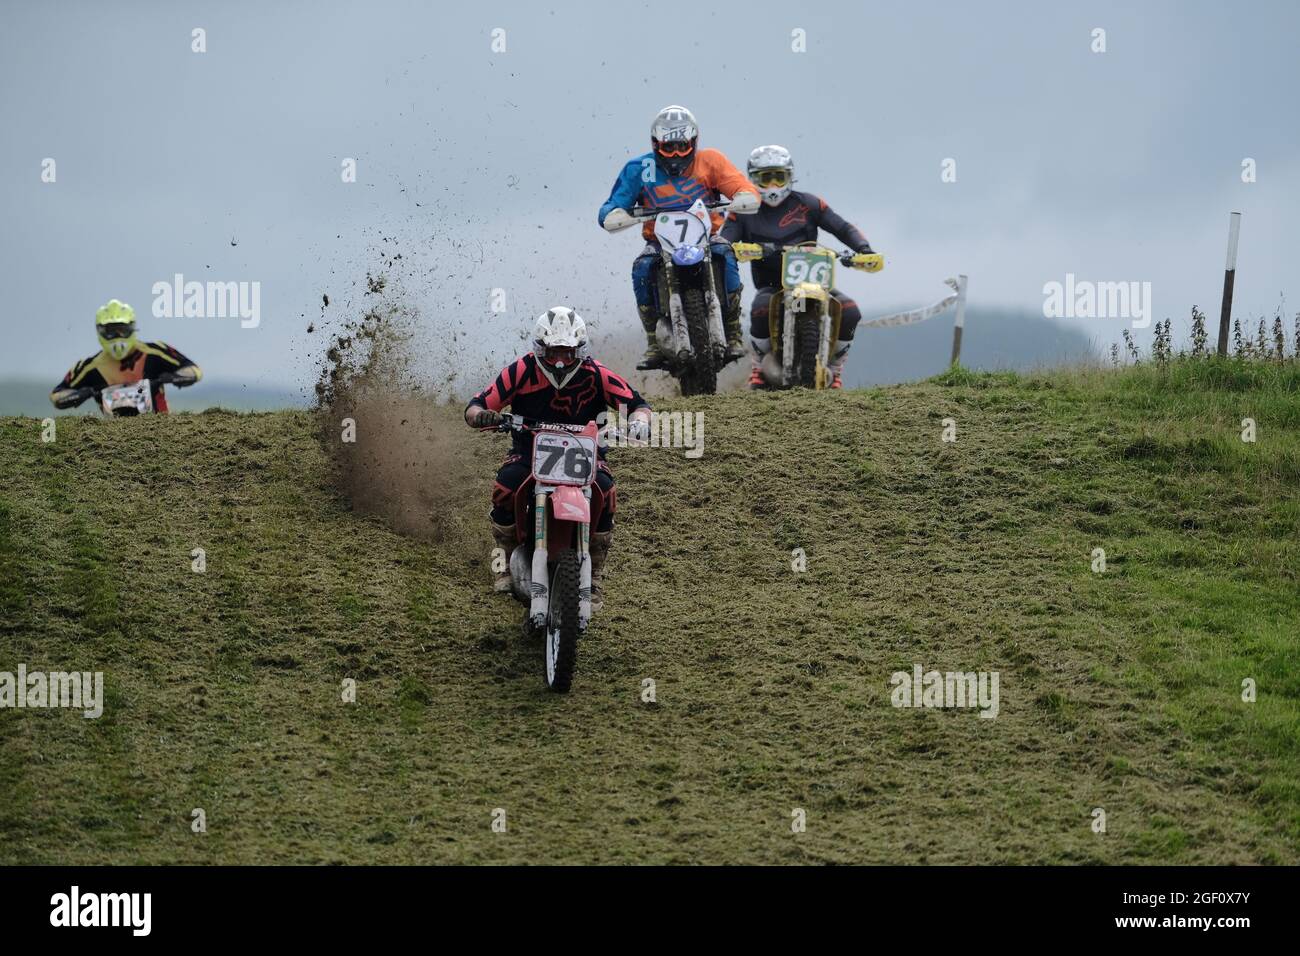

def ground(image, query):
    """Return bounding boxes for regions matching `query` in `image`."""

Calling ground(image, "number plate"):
[532,431,597,486]
[101,380,153,415]
[781,248,836,290]
[653,199,710,251]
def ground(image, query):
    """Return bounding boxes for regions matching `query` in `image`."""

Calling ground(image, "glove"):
[728,191,761,215]
[732,241,764,262]
[626,417,650,443]
[850,252,884,273]
[467,406,502,429]
[51,386,94,409]
[602,208,635,232]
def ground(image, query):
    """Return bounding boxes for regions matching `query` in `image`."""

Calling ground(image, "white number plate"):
[782,248,836,290]
[532,431,597,486]
[101,380,153,415]
[653,199,710,251]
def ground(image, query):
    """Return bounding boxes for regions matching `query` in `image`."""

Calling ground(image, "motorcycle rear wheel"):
[544,549,581,693]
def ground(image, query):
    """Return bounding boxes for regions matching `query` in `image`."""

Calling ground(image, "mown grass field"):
[1,361,1297,864]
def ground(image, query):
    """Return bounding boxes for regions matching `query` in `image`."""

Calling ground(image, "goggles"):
[98,322,136,340]
[752,168,790,187]
[542,345,579,368]
[655,139,694,159]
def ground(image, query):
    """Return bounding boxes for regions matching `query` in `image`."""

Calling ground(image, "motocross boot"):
[749,336,771,389]
[638,305,666,369]
[588,530,613,612]
[723,290,746,363]
[829,340,851,390]
[490,519,517,593]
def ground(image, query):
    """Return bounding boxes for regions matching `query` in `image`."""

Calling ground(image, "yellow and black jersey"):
[53,342,201,413]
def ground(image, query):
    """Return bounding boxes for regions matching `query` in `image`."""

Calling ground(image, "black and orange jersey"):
[467,354,650,457]
[720,190,873,289]
[52,342,201,413]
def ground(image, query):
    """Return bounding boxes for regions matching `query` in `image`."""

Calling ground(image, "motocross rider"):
[50,299,202,411]
[598,105,761,368]
[464,307,652,610]
[720,145,878,389]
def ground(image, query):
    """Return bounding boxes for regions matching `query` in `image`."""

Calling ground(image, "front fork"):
[781,301,796,387]
[660,249,728,361]
[528,487,593,631]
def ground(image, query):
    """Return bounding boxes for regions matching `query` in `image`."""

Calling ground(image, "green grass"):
[0,362,1297,864]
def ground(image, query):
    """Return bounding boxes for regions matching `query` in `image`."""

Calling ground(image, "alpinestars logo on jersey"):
[779,203,810,228]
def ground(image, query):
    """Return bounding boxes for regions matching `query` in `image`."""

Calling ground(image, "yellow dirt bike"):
[734,242,883,389]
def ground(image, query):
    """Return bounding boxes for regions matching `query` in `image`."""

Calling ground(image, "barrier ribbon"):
[860,278,960,329]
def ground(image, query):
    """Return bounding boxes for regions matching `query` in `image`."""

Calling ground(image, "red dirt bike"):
[491,413,609,692]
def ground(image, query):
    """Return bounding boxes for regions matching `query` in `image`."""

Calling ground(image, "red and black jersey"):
[467,354,650,456]
[720,190,873,290]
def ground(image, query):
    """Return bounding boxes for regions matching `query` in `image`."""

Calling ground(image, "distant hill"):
[0,380,304,417]
[843,306,1095,387]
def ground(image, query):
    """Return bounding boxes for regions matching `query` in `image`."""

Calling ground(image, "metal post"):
[1216,212,1241,356]
[949,274,968,366]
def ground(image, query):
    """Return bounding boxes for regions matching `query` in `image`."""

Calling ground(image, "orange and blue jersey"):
[599,149,759,239]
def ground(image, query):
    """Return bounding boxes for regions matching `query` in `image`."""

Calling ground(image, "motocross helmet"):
[532,307,589,389]
[95,299,139,361]
[747,145,794,207]
[651,105,698,177]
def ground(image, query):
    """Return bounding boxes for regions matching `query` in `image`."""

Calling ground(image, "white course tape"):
[860,277,960,329]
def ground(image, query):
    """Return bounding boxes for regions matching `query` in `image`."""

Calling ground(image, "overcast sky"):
[3,0,1297,397]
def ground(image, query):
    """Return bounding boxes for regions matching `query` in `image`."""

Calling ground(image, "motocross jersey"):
[599,149,760,241]
[51,342,201,413]
[467,354,651,457]
[720,190,873,290]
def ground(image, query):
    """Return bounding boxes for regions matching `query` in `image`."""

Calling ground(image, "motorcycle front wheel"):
[678,286,718,397]
[544,549,581,693]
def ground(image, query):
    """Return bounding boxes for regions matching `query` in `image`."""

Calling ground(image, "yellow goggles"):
[752,168,790,187]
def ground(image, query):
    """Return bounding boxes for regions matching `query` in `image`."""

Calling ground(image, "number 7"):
[539,444,565,475]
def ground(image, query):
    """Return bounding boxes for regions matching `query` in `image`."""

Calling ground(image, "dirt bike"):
[735,242,884,389]
[492,412,608,693]
[628,199,733,396]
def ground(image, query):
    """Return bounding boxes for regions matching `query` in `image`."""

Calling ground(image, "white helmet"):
[747,144,794,207]
[651,105,699,176]
[532,306,589,389]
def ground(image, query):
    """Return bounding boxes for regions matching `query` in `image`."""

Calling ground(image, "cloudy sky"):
[2,0,1297,399]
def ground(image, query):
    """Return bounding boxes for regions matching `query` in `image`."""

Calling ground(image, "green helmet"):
[96,299,139,360]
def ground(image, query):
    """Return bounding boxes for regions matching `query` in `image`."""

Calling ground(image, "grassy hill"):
[1,361,1297,864]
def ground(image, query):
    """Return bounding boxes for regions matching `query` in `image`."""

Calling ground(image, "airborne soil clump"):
[313,285,481,548]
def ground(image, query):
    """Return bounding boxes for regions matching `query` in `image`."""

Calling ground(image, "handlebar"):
[485,412,646,446]
[493,412,589,434]
[629,200,731,222]
[733,241,884,271]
